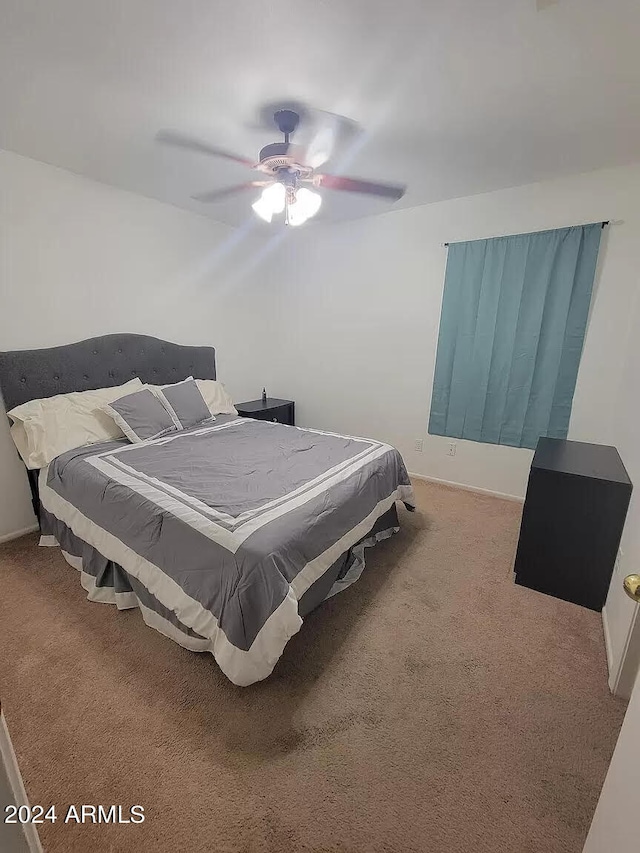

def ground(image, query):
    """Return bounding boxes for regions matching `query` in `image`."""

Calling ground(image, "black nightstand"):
[236,398,295,426]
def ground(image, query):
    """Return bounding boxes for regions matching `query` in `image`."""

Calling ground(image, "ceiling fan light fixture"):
[251,182,286,222]
[251,194,273,223]
[287,188,322,226]
[263,181,286,213]
[298,188,322,218]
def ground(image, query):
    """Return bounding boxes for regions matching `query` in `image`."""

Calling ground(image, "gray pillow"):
[103,388,180,443]
[157,378,214,430]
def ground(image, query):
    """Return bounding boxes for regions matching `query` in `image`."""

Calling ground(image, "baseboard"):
[601,606,616,691]
[0,711,43,853]
[408,471,524,503]
[0,524,39,545]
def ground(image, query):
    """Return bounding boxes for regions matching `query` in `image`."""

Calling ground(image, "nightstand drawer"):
[252,404,293,425]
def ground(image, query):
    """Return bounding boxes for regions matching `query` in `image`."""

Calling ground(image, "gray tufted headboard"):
[0,333,216,412]
[0,333,217,523]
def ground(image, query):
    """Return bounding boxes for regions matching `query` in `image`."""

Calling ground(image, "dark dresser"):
[514,438,632,611]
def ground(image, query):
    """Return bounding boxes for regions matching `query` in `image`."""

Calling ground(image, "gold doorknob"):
[623,575,640,603]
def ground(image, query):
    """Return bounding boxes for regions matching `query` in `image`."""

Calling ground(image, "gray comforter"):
[39,416,414,685]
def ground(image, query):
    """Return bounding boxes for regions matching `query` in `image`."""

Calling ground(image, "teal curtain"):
[428,223,602,449]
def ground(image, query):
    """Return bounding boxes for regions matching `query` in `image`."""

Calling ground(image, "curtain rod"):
[442,221,610,248]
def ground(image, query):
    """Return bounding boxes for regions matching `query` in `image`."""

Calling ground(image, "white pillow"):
[194,379,237,416]
[147,379,237,417]
[8,377,143,468]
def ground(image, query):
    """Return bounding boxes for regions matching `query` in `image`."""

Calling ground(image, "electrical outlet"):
[447,442,457,457]
[414,439,424,453]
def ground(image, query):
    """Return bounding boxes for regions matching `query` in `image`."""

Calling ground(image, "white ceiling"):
[1,0,640,227]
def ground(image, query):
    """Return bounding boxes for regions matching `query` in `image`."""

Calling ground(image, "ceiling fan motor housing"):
[257,142,313,177]
[258,141,292,170]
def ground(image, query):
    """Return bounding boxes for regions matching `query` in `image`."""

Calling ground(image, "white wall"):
[0,150,273,539]
[259,163,640,499]
[3,154,640,538]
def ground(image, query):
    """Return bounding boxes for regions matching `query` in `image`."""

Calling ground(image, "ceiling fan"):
[157,109,406,226]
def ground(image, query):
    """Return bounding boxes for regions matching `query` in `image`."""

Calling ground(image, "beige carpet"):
[0,479,626,853]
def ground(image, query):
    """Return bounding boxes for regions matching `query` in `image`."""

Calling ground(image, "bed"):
[0,334,415,685]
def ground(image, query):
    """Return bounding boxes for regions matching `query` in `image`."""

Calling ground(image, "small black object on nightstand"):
[514,437,632,612]
[236,398,295,426]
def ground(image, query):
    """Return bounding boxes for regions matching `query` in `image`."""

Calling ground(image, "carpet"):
[0,479,626,853]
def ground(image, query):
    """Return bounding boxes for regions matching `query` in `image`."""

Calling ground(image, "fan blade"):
[300,124,336,170]
[299,110,360,169]
[314,174,406,201]
[156,130,256,168]
[192,181,272,203]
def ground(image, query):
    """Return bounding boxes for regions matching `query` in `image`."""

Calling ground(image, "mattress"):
[39,416,415,685]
